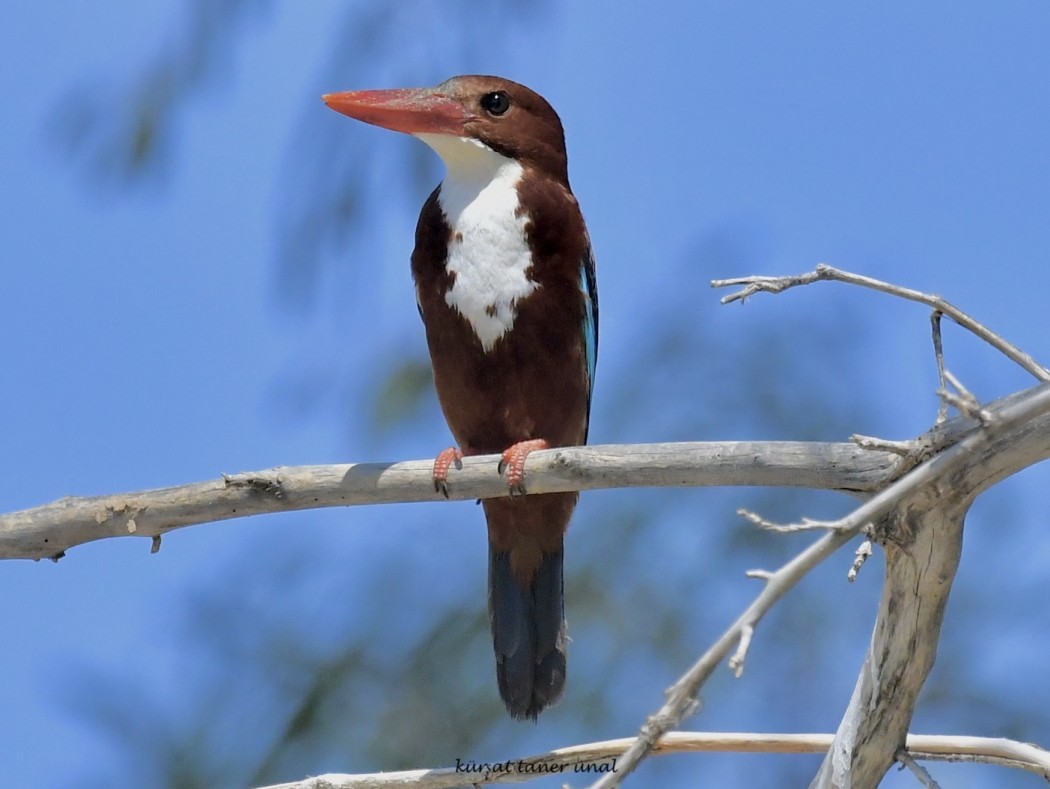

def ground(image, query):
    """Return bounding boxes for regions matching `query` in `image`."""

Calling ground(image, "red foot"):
[433,447,464,498]
[498,439,549,495]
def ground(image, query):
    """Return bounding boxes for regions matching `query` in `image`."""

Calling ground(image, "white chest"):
[430,149,538,353]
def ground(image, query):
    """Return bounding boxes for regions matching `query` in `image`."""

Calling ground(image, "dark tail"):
[488,544,567,720]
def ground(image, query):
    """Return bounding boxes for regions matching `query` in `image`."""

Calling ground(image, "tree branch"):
[0,440,897,561]
[811,382,1050,788]
[252,731,1050,788]
[593,384,1050,789]
[711,263,1050,382]
[12,382,1047,563]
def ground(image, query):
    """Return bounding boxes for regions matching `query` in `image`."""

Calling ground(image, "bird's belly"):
[427,319,588,454]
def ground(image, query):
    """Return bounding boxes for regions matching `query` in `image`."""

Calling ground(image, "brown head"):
[323,75,570,184]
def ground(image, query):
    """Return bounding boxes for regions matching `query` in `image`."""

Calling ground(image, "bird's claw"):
[498,439,549,496]
[432,447,464,498]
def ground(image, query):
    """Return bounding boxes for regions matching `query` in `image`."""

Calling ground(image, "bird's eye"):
[480,91,511,116]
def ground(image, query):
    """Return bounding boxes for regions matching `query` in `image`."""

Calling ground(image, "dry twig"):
[712,263,1050,382]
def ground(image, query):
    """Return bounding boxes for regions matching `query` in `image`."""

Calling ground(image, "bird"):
[323,75,597,720]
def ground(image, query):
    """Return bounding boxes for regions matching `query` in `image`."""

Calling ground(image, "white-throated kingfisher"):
[323,76,597,720]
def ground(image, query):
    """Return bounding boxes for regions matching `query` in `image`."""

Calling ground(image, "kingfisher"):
[323,76,597,720]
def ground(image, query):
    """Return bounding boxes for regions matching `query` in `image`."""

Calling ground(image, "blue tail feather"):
[488,547,567,720]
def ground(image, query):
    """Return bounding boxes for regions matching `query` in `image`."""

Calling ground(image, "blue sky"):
[2,2,1050,787]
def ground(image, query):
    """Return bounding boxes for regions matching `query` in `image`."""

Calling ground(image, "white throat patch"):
[416,133,537,352]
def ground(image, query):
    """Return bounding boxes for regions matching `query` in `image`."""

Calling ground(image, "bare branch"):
[937,369,992,423]
[931,311,950,424]
[848,537,873,583]
[752,384,1050,544]
[589,528,856,789]
[594,384,1050,789]
[744,569,773,581]
[712,263,1050,382]
[749,514,844,534]
[1,440,895,561]
[253,732,1050,788]
[812,384,1050,788]
[911,734,1050,776]
[850,434,918,456]
[728,624,753,676]
[895,748,943,789]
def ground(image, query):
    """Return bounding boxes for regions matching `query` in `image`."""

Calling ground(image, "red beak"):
[322,88,473,136]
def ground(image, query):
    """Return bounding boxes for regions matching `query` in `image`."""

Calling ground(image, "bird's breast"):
[437,161,538,352]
